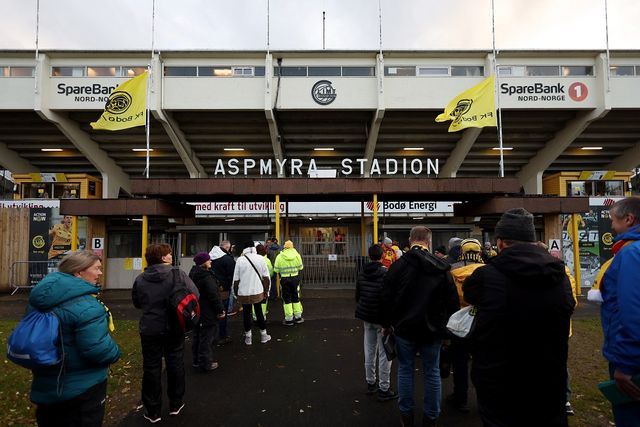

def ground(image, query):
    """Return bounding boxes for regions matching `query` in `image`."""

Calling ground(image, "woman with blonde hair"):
[28,250,120,427]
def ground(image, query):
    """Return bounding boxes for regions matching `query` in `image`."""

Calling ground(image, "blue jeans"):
[395,336,442,420]
[609,364,640,427]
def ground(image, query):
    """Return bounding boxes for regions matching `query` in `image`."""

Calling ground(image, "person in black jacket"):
[463,208,575,427]
[382,226,459,427]
[132,243,199,423]
[209,241,236,344]
[355,244,398,402]
[189,252,225,372]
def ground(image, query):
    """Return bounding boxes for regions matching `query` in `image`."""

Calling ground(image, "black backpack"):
[166,269,200,332]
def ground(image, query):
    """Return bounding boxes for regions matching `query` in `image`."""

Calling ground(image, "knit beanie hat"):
[284,240,294,249]
[494,208,536,242]
[457,238,484,263]
[383,237,393,245]
[193,251,211,266]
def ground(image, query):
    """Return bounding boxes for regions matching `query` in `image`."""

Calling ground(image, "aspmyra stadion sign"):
[211,157,440,176]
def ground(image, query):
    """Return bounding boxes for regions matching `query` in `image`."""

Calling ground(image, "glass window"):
[0,66,8,77]
[610,66,634,76]
[107,231,142,258]
[342,66,375,76]
[232,67,254,76]
[274,66,307,76]
[121,66,146,77]
[9,66,35,77]
[451,66,483,76]
[417,67,449,76]
[254,66,265,76]
[568,181,586,196]
[198,66,233,76]
[54,183,80,199]
[87,66,117,77]
[636,66,640,76]
[384,66,416,76]
[561,66,593,76]
[185,232,220,257]
[164,66,197,77]
[498,66,526,76]
[52,66,86,77]
[22,182,52,199]
[308,66,341,76]
[526,66,559,76]
[605,181,624,196]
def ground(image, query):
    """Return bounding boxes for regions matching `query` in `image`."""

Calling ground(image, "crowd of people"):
[17,198,640,426]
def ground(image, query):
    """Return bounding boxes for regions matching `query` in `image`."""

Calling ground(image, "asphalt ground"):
[0,290,599,427]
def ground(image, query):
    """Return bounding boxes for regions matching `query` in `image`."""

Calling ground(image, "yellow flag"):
[435,75,497,132]
[90,71,148,131]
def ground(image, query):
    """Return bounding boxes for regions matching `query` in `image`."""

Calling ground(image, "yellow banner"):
[578,171,616,180]
[90,71,148,131]
[435,75,497,132]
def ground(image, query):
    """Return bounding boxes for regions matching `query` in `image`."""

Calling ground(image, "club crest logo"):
[451,99,473,124]
[312,80,337,105]
[105,91,133,114]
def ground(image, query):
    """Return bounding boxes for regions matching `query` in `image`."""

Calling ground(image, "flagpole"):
[491,0,505,178]
[378,0,383,56]
[34,0,40,94]
[266,0,270,55]
[145,0,156,179]
[604,0,611,93]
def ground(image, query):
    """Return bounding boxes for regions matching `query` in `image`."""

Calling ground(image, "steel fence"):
[10,260,59,295]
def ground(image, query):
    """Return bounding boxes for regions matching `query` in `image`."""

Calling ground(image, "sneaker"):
[169,403,185,416]
[565,402,575,416]
[143,412,161,424]
[135,401,144,411]
[294,317,304,324]
[192,362,200,369]
[377,388,399,401]
[282,319,295,326]
[260,331,272,344]
[366,382,378,395]
[244,332,252,346]
[201,362,219,371]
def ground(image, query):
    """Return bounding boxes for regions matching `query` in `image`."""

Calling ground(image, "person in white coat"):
[233,241,272,346]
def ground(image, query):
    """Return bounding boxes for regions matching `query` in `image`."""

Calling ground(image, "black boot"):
[400,411,414,427]
[422,416,438,427]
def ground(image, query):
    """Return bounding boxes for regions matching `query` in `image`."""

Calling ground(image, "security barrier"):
[10,260,57,295]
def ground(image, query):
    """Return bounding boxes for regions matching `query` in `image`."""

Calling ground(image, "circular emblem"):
[602,232,613,246]
[451,99,473,124]
[311,80,337,105]
[105,91,133,114]
[568,82,588,102]
[32,235,45,249]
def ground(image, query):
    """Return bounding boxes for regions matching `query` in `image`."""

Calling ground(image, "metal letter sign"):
[312,80,337,105]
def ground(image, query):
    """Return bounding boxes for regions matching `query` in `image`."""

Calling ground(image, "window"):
[610,66,634,76]
[497,66,526,76]
[637,66,640,76]
[561,66,593,76]
[417,67,449,76]
[308,66,341,76]
[198,66,233,76]
[451,66,483,76]
[384,66,415,76]
[52,66,85,77]
[526,66,559,76]
[107,231,142,258]
[0,66,8,77]
[232,66,254,76]
[22,182,53,199]
[567,180,624,196]
[274,66,307,76]
[54,183,80,199]
[9,67,35,77]
[342,66,375,76]
[121,66,146,77]
[254,66,265,76]
[164,66,197,77]
[87,66,117,77]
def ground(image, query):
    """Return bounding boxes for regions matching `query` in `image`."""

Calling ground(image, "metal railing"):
[10,260,58,295]
[290,236,365,289]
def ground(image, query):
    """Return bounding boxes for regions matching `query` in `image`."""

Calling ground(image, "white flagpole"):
[378,0,383,57]
[34,0,40,94]
[145,0,156,179]
[604,0,611,93]
[491,0,505,178]
[266,0,270,55]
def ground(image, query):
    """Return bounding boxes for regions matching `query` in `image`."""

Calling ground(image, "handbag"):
[446,305,477,338]
[382,332,397,360]
[245,255,270,295]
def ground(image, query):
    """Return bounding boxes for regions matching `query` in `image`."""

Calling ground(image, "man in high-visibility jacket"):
[274,240,304,326]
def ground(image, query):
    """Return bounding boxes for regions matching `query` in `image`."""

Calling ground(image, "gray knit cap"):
[494,208,536,242]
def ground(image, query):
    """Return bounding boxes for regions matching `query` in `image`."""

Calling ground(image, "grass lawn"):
[0,317,616,427]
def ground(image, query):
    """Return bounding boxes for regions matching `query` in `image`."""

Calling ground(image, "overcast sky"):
[1,0,639,51]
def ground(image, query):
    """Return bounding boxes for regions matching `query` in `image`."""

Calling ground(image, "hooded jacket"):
[355,261,387,324]
[132,264,199,336]
[189,265,225,326]
[233,247,271,304]
[28,272,121,404]
[463,243,575,426]
[450,262,485,307]
[382,246,459,342]
[209,246,236,292]
[601,224,640,375]
[274,248,304,278]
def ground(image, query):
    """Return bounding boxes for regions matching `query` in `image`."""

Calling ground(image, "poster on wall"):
[27,207,87,285]
[562,207,614,288]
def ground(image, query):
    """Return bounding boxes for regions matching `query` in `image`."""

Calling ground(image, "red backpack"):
[166,269,200,332]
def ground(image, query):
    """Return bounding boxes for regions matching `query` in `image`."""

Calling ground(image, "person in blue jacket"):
[28,250,120,427]
[600,197,640,426]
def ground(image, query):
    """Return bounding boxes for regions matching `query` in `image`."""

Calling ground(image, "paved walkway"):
[0,289,599,426]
